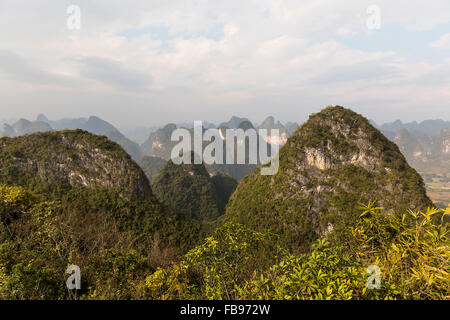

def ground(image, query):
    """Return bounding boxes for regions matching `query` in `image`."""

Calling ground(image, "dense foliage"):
[0,109,446,301]
[224,106,433,253]
[210,172,238,212]
[145,203,449,300]
[0,184,207,299]
[138,156,167,182]
[152,160,236,221]
[0,130,151,199]
[1,185,447,299]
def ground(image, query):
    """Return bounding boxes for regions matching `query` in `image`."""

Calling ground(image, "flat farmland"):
[422,173,450,208]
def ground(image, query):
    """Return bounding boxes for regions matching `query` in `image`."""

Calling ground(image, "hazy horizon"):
[1,110,450,132]
[1,1,450,127]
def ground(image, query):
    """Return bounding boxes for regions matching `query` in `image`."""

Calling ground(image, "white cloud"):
[223,24,239,37]
[430,33,450,49]
[0,0,449,125]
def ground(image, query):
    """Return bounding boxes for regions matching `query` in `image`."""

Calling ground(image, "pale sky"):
[1,0,450,127]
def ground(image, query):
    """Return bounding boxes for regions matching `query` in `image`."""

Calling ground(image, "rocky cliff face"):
[141,123,177,159]
[439,128,450,155]
[0,130,152,199]
[258,116,290,145]
[393,127,450,176]
[0,129,207,268]
[224,106,433,253]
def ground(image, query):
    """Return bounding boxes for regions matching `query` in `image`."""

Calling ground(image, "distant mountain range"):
[368,119,450,207]
[1,114,142,161]
[373,119,450,139]
[1,114,448,185]
[138,116,299,180]
[0,114,298,160]
[368,119,450,175]
[0,106,447,300]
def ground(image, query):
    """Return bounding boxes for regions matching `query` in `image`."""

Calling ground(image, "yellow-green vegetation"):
[0,130,207,251]
[0,131,211,299]
[0,109,447,300]
[145,223,279,300]
[0,184,207,299]
[144,202,449,300]
[0,185,37,209]
[1,185,447,299]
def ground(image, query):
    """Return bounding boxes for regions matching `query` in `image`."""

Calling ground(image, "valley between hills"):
[0,106,448,300]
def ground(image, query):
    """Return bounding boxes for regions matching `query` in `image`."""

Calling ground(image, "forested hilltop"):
[0,130,206,299]
[2,110,448,207]
[151,158,237,221]
[0,107,448,300]
[224,106,433,252]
